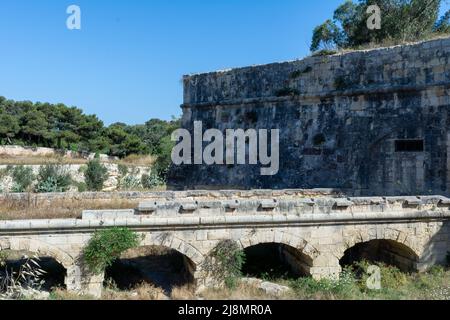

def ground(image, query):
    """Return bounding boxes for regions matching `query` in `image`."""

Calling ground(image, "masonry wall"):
[0,164,151,192]
[169,38,450,196]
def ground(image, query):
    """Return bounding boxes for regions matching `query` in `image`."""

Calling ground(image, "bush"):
[290,269,358,299]
[117,164,129,178]
[0,165,13,180]
[152,135,175,181]
[120,175,141,190]
[202,240,246,289]
[76,182,88,193]
[83,228,141,274]
[11,166,34,192]
[84,160,108,191]
[35,165,72,193]
[141,172,164,189]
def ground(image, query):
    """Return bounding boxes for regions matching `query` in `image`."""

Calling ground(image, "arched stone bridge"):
[0,190,449,297]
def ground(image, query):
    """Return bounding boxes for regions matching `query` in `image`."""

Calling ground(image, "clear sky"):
[0,0,449,125]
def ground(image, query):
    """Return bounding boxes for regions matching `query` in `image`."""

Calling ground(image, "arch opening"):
[104,246,196,296]
[340,239,419,272]
[0,250,66,294]
[242,243,312,280]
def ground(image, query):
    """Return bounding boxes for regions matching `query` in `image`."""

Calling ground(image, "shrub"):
[11,166,34,192]
[83,228,141,274]
[120,175,141,190]
[202,240,246,289]
[84,160,108,191]
[117,164,128,178]
[311,49,337,57]
[0,165,13,180]
[35,165,72,193]
[289,268,358,299]
[141,172,164,189]
[76,182,88,193]
[152,136,175,181]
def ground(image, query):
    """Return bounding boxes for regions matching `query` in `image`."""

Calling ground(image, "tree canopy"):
[0,96,180,160]
[311,0,449,52]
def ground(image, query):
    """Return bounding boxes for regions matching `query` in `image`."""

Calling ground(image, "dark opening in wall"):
[395,140,424,152]
[104,246,195,295]
[339,240,418,272]
[0,252,66,293]
[313,134,326,146]
[242,243,312,279]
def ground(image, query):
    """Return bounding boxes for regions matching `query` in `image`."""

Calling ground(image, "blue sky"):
[0,1,449,125]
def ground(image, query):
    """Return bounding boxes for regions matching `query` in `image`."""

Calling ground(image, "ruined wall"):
[169,38,450,196]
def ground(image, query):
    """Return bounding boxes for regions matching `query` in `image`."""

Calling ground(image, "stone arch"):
[140,232,204,267]
[0,238,74,269]
[338,228,422,272]
[338,227,423,260]
[238,229,320,260]
[238,229,320,277]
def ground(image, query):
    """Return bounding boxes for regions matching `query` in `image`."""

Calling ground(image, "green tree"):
[311,0,444,51]
[0,113,20,144]
[435,10,450,33]
[21,109,49,144]
[84,160,109,191]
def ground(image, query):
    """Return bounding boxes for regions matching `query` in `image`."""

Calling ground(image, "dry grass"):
[118,154,156,167]
[0,197,141,220]
[0,153,156,167]
[50,288,95,300]
[0,155,89,166]
[333,33,450,56]
[102,282,168,300]
[198,283,289,300]
[170,285,196,300]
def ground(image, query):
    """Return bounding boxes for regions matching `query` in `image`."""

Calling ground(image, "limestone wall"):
[170,38,450,196]
[0,164,151,192]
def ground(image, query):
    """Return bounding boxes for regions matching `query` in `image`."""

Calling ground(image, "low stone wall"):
[0,145,116,162]
[0,188,340,208]
[0,164,151,192]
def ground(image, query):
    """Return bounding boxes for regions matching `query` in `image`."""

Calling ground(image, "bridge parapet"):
[0,195,448,234]
[134,195,450,217]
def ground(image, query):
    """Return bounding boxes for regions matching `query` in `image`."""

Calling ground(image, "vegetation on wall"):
[83,228,141,274]
[311,0,450,52]
[202,240,246,289]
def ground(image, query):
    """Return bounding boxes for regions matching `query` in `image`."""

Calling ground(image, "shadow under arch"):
[239,230,320,279]
[0,238,73,291]
[105,245,197,294]
[0,238,74,269]
[339,239,420,272]
[242,242,314,279]
[104,234,205,294]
